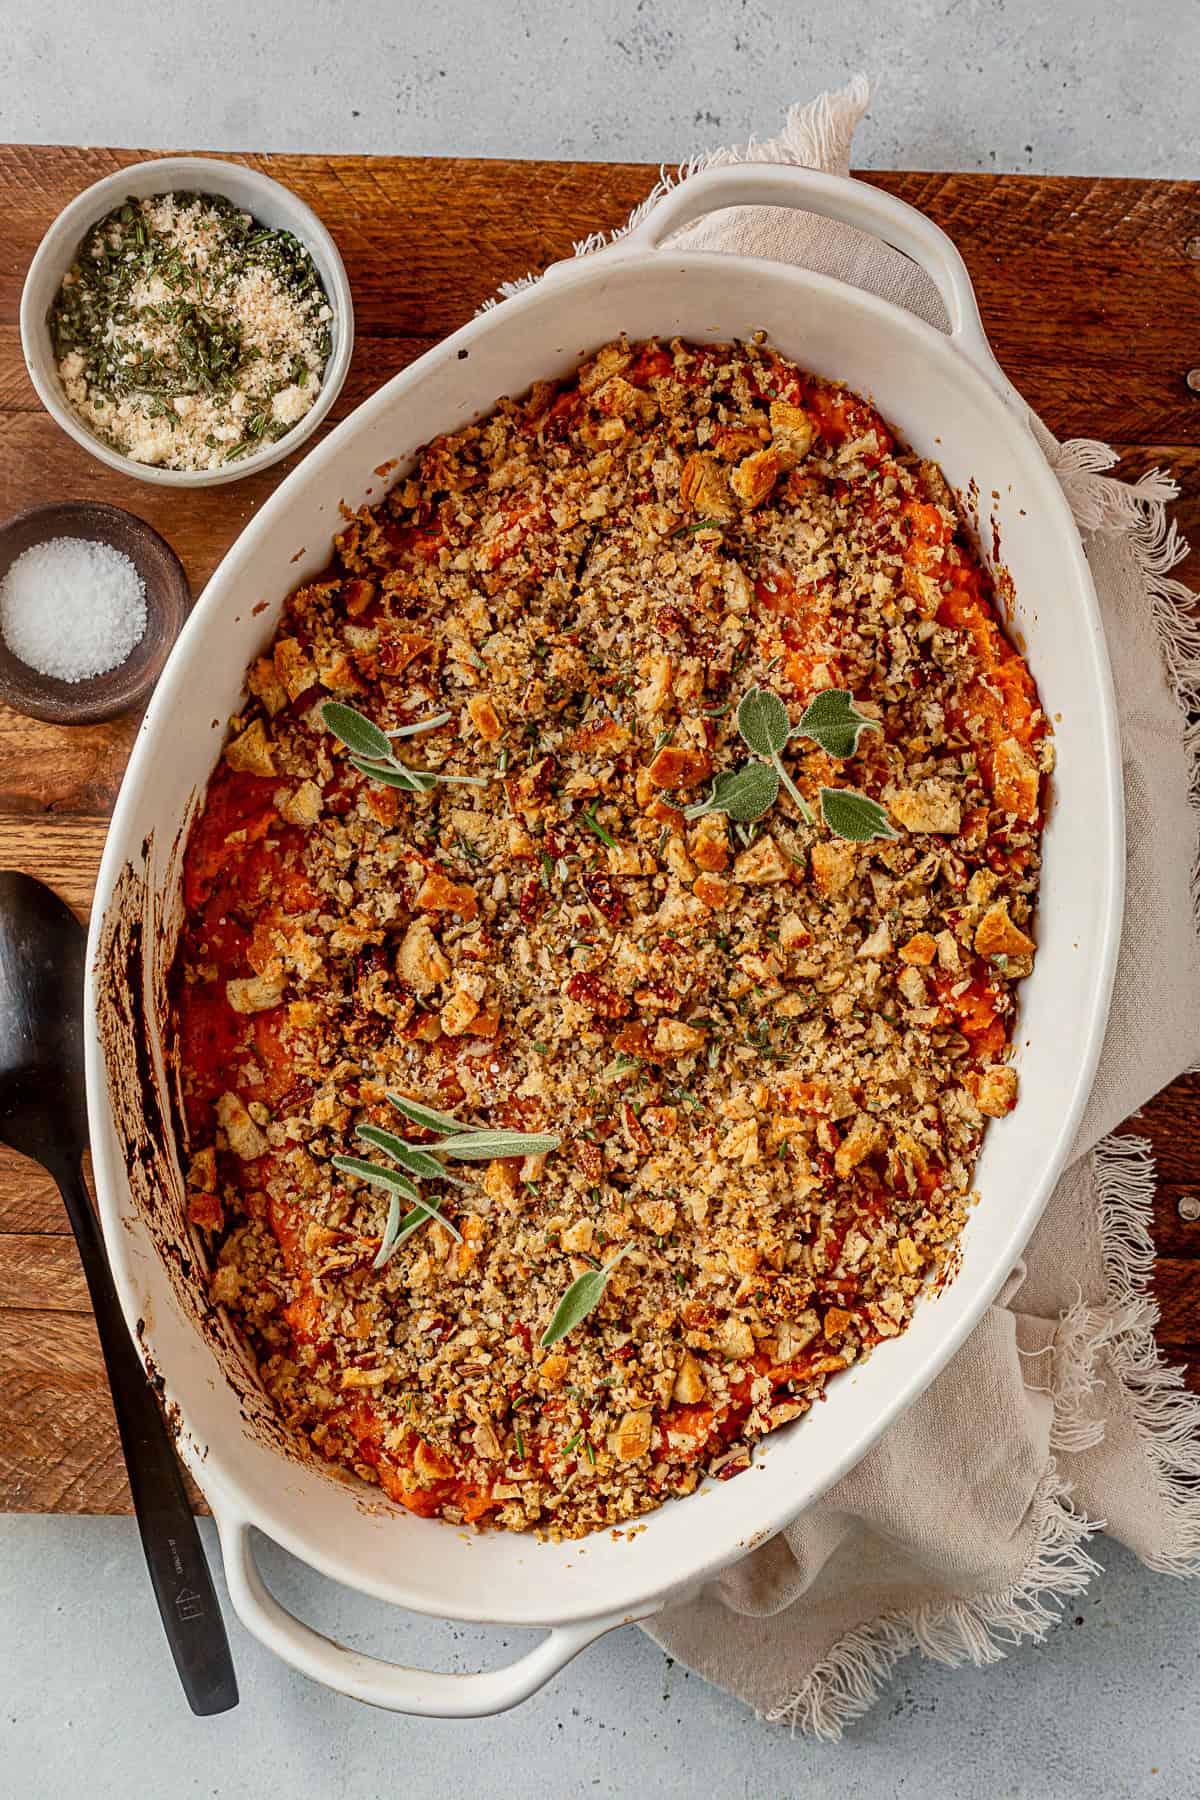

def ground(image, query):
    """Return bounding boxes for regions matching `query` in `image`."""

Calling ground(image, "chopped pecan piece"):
[566,971,630,1018]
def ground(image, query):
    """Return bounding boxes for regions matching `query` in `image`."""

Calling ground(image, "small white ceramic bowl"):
[20,155,354,489]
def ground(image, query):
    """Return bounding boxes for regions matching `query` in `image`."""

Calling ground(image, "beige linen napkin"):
[500,77,1200,1735]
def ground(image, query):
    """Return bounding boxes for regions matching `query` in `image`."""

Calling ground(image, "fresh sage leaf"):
[355,1124,470,1188]
[386,1093,471,1136]
[737,685,792,758]
[372,1191,454,1269]
[431,1128,562,1162]
[331,1155,462,1244]
[684,760,780,823]
[372,1190,404,1269]
[387,711,452,738]
[540,1244,636,1348]
[322,700,392,761]
[348,757,437,791]
[819,787,898,843]
[796,689,881,760]
[331,1154,421,1202]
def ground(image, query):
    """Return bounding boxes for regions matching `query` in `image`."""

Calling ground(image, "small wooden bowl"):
[0,502,191,724]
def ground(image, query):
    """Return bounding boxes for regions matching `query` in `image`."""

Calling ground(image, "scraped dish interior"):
[85,166,1121,1669]
[168,334,1052,1541]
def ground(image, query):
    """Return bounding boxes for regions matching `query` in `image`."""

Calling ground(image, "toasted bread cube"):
[811,839,857,896]
[466,693,504,742]
[416,870,478,920]
[890,783,961,835]
[690,813,730,871]
[672,1351,707,1403]
[993,736,1040,822]
[273,636,317,702]
[974,901,1036,961]
[966,1064,1019,1117]
[732,835,791,885]
[277,779,323,828]
[215,1091,268,1162]
[224,718,276,776]
[647,745,712,790]
[225,973,285,1015]
[717,1316,755,1360]
[834,1111,884,1177]
[729,447,781,509]
[186,1146,217,1191]
[397,921,451,995]
[769,399,816,467]
[610,1409,653,1461]
[693,872,731,909]
[679,452,734,520]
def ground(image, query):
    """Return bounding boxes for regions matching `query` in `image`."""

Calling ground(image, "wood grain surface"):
[0,147,1197,1514]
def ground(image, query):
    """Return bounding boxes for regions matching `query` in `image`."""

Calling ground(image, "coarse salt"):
[0,536,147,682]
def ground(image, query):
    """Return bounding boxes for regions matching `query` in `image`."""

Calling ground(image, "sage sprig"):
[735,685,815,823]
[541,1243,636,1349]
[338,1093,561,1270]
[330,1155,463,1267]
[682,683,896,844]
[322,700,488,794]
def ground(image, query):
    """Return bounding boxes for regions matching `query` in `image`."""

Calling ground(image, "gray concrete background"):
[1,0,1198,177]
[1,1,1198,1794]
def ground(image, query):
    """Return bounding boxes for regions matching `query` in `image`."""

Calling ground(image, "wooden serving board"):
[0,149,1197,1514]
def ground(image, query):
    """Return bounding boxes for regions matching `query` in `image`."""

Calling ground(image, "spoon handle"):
[56,1158,238,1716]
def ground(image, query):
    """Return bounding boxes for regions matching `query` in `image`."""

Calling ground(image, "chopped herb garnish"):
[680,681,897,842]
[581,803,617,848]
[339,1097,560,1270]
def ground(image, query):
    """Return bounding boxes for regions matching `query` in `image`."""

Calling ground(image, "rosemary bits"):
[48,192,333,472]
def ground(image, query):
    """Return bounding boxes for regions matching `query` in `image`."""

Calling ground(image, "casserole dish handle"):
[216,1512,658,1716]
[554,163,1028,418]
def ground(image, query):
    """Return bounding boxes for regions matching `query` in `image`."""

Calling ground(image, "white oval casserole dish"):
[84,165,1124,1715]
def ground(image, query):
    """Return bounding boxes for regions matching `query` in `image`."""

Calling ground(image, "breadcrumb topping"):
[172,335,1049,1537]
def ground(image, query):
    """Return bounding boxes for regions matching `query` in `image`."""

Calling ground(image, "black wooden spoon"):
[0,870,237,1715]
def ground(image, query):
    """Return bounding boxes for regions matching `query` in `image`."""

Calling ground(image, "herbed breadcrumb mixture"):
[49,191,332,471]
[172,335,1050,1538]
